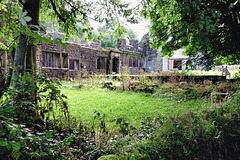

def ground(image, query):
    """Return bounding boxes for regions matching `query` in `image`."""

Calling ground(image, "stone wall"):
[0,31,164,79]
[145,55,163,72]
[37,41,108,79]
[139,33,162,72]
[36,33,147,79]
[0,31,173,79]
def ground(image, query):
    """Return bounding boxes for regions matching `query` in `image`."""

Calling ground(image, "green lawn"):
[61,86,211,127]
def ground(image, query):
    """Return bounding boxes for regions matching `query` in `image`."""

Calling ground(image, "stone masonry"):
[37,33,152,79]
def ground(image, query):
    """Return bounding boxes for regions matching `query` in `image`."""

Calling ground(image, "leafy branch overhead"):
[0,0,139,50]
[142,0,240,69]
[39,0,139,39]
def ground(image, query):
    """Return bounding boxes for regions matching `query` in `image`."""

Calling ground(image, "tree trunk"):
[12,0,42,125]
[12,0,40,89]
[12,33,28,89]
[25,0,40,73]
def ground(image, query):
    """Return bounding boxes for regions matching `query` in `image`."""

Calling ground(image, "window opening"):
[62,53,68,68]
[186,60,192,69]
[173,60,182,70]
[97,57,101,69]
[42,52,61,68]
[69,59,79,70]
[42,52,46,67]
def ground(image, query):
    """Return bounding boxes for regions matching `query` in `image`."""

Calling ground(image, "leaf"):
[65,142,70,145]
[3,107,15,113]
[206,25,210,31]
[32,40,37,46]
[24,16,32,22]
[20,19,26,26]
[12,143,21,151]
[11,149,20,159]
[0,140,8,146]
[21,12,27,18]
[24,27,32,35]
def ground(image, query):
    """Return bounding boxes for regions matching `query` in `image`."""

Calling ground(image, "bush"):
[0,74,102,159]
[108,93,240,159]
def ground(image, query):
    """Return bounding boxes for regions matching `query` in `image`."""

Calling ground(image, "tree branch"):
[65,8,77,20]
[18,0,46,33]
[62,0,96,21]
[49,0,66,23]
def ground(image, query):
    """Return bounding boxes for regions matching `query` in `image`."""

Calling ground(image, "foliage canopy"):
[0,0,139,50]
[142,0,240,69]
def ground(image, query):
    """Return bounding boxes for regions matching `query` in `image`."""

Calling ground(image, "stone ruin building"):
[35,32,171,79]
[38,32,203,79]
[1,31,201,80]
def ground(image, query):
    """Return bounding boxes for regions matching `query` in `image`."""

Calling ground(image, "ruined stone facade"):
[139,33,163,72]
[1,32,201,80]
[0,11,203,78]
[37,33,148,79]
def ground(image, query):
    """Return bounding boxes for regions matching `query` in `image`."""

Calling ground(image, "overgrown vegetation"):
[62,87,210,127]
[143,0,240,69]
[113,92,240,160]
[1,0,240,159]
[64,73,239,159]
[1,70,240,159]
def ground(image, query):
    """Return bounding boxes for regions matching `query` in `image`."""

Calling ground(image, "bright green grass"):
[61,86,211,127]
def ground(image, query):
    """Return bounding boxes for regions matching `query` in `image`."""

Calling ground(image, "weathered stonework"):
[1,30,203,80]
[36,33,148,79]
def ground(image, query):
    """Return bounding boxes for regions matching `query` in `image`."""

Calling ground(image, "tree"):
[97,18,128,48]
[100,31,118,48]
[98,25,138,48]
[96,18,139,48]
[12,0,40,89]
[142,0,240,69]
[127,29,138,40]
[0,0,137,94]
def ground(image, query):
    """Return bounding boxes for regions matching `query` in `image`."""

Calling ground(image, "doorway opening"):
[112,57,119,73]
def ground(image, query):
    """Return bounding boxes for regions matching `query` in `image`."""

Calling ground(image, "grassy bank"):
[1,77,239,159]
[59,81,239,160]
[61,85,211,128]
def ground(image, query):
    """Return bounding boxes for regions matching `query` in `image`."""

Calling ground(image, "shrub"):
[112,93,240,159]
[0,74,104,159]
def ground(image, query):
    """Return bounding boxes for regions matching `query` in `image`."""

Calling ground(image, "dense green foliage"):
[0,74,71,159]
[115,94,240,159]
[63,79,240,159]
[95,19,139,48]
[0,0,137,49]
[142,0,240,69]
[98,27,139,48]
[1,73,240,159]
[98,29,119,48]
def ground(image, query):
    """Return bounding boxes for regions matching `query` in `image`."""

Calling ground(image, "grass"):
[61,83,211,128]
[183,69,239,79]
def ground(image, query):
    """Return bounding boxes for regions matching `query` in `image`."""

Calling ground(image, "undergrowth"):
[107,92,240,160]
[1,72,240,159]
